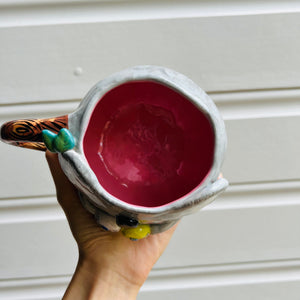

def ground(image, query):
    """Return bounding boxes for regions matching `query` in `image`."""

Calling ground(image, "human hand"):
[46,151,178,300]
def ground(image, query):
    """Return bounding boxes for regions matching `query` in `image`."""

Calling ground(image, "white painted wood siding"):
[1,1,300,299]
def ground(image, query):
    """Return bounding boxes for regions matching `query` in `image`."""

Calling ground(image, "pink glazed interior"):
[83,81,215,207]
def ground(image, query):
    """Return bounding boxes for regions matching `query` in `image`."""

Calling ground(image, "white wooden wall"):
[1,0,300,299]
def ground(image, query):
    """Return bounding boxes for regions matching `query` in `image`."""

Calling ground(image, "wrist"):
[64,257,141,300]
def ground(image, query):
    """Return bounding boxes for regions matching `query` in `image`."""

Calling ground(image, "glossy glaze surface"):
[83,81,215,207]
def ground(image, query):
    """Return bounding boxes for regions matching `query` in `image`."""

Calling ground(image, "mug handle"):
[0,115,68,151]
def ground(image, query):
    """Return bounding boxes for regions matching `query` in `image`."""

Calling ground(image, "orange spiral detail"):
[1,115,68,151]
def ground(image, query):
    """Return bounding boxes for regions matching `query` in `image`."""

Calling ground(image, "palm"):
[46,151,177,287]
[70,205,176,286]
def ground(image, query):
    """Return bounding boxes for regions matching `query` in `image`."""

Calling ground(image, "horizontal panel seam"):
[1,258,300,290]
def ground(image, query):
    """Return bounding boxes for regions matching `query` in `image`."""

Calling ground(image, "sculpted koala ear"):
[208,177,229,198]
[195,177,229,209]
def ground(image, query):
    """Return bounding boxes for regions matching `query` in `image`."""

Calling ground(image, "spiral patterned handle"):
[0,115,68,151]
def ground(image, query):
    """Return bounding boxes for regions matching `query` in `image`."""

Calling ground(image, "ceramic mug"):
[1,66,228,239]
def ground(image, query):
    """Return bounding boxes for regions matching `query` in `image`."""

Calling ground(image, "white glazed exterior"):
[59,66,228,233]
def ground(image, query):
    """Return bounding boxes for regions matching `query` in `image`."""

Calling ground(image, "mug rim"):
[61,65,227,217]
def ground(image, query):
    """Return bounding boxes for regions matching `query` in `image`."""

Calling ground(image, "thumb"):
[45,151,92,226]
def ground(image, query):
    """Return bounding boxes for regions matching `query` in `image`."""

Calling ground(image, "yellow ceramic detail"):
[121,224,151,240]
